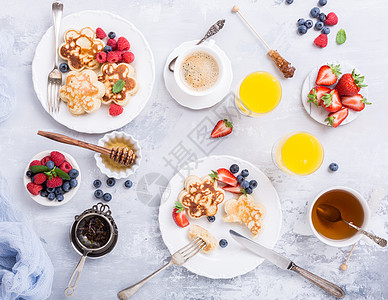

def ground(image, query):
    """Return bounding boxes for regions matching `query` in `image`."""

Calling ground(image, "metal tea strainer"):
[64,202,118,297]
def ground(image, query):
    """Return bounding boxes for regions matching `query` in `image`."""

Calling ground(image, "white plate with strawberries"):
[32,10,155,134]
[302,61,369,127]
[159,155,282,279]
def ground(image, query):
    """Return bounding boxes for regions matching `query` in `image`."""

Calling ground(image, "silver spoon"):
[316,204,387,247]
[168,19,225,72]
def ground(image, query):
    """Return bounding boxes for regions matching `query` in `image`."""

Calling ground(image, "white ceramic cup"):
[308,186,370,247]
[173,40,225,97]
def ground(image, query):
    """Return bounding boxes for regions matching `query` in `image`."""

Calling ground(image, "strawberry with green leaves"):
[209,169,238,186]
[315,64,341,86]
[341,94,371,111]
[336,69,367,96]
[211,119,233,138]
[172,201,189,228]
[308,86,331,107]
[325,107,349,128]
[321,89,342,112]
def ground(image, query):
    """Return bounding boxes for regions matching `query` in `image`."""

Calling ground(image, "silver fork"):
[47,1,63,114]
[117,238,206,300]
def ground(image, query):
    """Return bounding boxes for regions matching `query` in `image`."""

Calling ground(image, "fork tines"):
[47,69,62,114]
[178,238,206,260]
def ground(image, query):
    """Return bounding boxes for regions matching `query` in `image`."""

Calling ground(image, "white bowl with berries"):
[24,150,81,206]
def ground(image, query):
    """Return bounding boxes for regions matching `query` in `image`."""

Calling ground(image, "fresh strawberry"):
[315,64,341,86]
[29,160,41,169]
[341,94,371,111]
[210,119,233,138]
[172,201,189,228]
[50,151,65,166]
[33,173,47,185]
[209,169,238,187]
[59,161,73,173]
[46,176,63,188]
[314,34,328,48]
[40,156,52,166]
[307,86,331,107]
[321,89,342,112]
[325,107,349,128]
[222,184,246,195]
[26,182,42,196]
[325,12,338,26]
[336,69,367,96]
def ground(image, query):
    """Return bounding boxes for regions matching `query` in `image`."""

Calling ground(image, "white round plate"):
[159,155,282,279]
[32,10,155,134]
[301,61,368,126]
[24,150,81,206]
[163,40,233,110]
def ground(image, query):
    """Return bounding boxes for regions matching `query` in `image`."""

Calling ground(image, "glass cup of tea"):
[235,71,282,117]
[272,131,324,176]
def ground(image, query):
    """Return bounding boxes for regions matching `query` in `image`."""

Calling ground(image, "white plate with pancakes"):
[32,10,155,133]
[159,155,282,279]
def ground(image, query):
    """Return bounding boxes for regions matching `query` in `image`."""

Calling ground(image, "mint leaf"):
[336,29,346,45]
[112,79,125,94]
[30,165,50,173]
[55,168,71,180]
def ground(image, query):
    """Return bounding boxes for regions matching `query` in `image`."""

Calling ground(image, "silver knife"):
[230,230,345,298]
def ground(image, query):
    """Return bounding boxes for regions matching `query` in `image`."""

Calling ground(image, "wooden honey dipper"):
[37,131,136,166]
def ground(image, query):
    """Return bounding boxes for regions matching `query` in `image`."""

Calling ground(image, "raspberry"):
[114,51,124,62]
[40,156,52,166]
[109,103,124,116]
[122,52,135,64]
[117,37,130,51]
[96,27,106,39]
[29,160,41,169]
[107,38,117,50]
[27,182,43,196]
[107,51,120,63]
[46,176,63,188]
[325,12,338,26]
[33,173,47,185]
[59,161,73,173]
[50,151,65,166]
[96,51,107,63]
[314,34,328,48]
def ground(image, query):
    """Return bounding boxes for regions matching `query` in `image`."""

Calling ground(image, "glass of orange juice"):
[272,132,324,176]
[235,71,282,116]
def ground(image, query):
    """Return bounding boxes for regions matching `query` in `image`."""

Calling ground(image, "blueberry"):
[26,170,32,177]
[55,187,64,195]
[93,179,102,188]
[108,32,116,39]
[241,169,249,177]
[124,180,133,188]
[329,163,339,172]
[40,190,48,197]
[46,160,55,170]
[46,187,55,193]
[69,169,79,179]
[56,194,64,201]
[245,187,253,194]
[104,45,112,53]
[47,193,55,201]
[94,189,104,199]
[305,20,313,29]
[249,180,258,189]
[310,7,320,18]
[297,25,308,35]
[241,180,249,189]
[315,21,324,30]
[106,178,116,187]
[70,179,78,188]
[285,0,293,4]
[318,13,327,22]
[219,239,228,248]
[59,63,69,73]
[297,18,305,26]
[321,27,330,34]
[318,0,327,6]
[229,164,239,174]
[103,193,112,202]
[31,175,35,182]
[236,175,244,183]
[62,181,70,192]
[207,216,216,223]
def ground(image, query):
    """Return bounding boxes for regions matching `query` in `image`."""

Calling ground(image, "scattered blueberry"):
[56,194,64,201]
[329,163,339,172]
[46,160,55,170]
[46,187,55,193]
[285,0,294,4]
[62,181,71,192]
[245,187,253,194]
[318,0,327,6]
[297,18,305,26]
[40,190,48,197]
[124,180,133,188]
[318,13,327,22]
[236,175,244,183]
[219,239,228,248]
[230,164,239,174]
[47,193,55,201]
[108,32,116,39]
[59,63,69,73]
[298,25,308,35]
[315,21,324,30]
[310,7,320,18]
[31,175,35,182]
[93,179,102,188]
[94,189,104,199]
[241,180,250,189]
[69,169,79,179]
[207,216,216,223]
[26,170,32,177]
[241,169,249,177]
[249,180,258,189]
[104,45,112,53]
[103,193,112,202]
[70,179,78,188]
[305,20,313,29]
[107,177,116,187]
[55,187,64,196]
[321,27,330,34]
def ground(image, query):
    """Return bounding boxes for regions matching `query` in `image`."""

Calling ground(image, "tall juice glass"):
[235,71,282,116]
[273,132,324,176]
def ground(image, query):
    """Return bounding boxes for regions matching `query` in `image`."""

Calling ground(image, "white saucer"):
[163,40,233,110]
